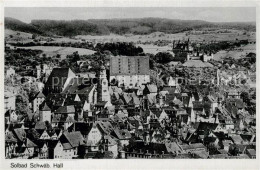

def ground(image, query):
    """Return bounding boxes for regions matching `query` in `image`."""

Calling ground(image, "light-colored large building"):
[110,56,150,88]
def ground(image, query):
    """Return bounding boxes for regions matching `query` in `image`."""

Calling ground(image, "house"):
[98,135,118,158]
[111,128,131,147]
[86,123,103,152]
[15,138,38,159]
[38,130,51,140]
[55,105,75,118]
[143,84,158,96]
[5,110,18,123]
[5,131,18,158]
[38,142,49,159]
[50,140,64,159]
[32,92,45,113]
[58,131,85,159]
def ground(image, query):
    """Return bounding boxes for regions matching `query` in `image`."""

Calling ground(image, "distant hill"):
[5,17,256,37]
[5,17,43,34]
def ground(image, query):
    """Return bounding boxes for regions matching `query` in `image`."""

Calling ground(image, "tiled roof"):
[112,128,131,140]
[55,105,75,114]
[63,131,85,148]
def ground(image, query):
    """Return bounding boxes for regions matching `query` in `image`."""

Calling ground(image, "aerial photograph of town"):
[4,7,256,159]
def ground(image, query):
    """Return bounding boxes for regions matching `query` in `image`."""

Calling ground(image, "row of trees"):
[95,42,144,56]
[9,41,95,51]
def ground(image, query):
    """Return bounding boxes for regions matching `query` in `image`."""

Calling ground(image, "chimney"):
[146,150,149,154]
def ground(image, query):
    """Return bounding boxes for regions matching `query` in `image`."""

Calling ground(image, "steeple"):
[41,102,51,111]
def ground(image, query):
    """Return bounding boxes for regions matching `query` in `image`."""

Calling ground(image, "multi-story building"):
[110,56,150,88]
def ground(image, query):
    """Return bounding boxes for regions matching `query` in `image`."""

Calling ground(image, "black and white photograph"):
[2,1,258,167]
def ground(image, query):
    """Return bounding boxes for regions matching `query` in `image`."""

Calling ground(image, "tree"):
[16,94,30,116]
[72,51,80,62]
[154,52,174,64]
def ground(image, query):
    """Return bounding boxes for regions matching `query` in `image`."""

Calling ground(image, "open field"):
[76,29,255,43]
[213,44,256,61]
[5,28,256,58]
[15,46,96,59]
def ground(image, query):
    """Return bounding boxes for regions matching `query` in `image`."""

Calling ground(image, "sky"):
[5,7,256,23]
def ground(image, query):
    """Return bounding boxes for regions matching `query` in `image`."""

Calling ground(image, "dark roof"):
[47,140,59,149]
[5,132,17,143]
[55,105,75,114]
[45,68,74,87]
[13,128,26,142]
[35,92,45,98]
[112,128,131,140]
[35,121,46,130]
[5,110,16,117]
[62,77,95,94]
[62,131,85,148]
[40,102,51,111]
[127,141,170,154]
[195,122,218,132]
[68,122,92,136]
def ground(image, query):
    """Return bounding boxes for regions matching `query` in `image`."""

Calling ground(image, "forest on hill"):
[5,17,256,37]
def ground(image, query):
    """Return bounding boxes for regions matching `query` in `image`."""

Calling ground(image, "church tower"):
[98,66,111,102]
